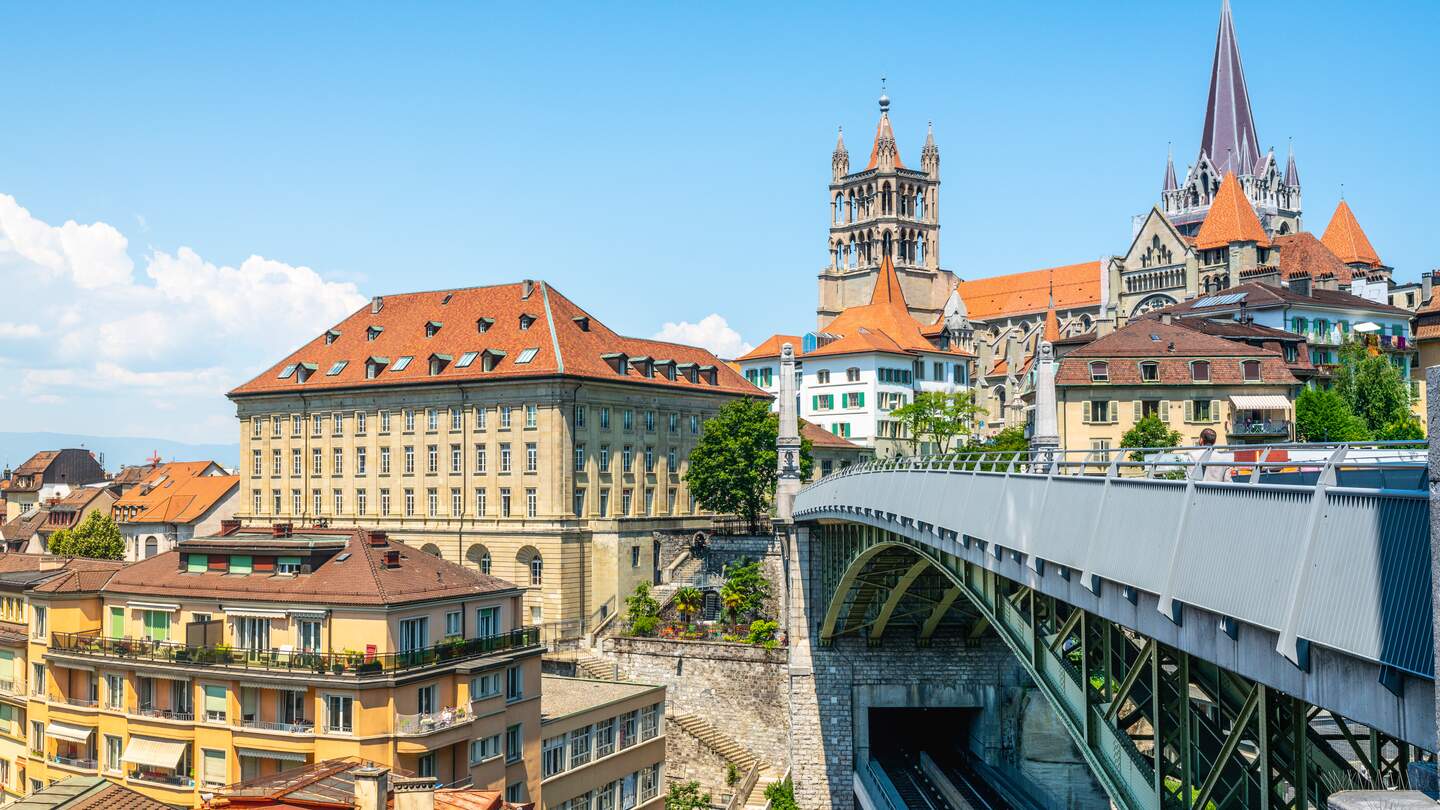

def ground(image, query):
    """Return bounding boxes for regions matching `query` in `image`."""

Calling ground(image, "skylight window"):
[392,356,413,372]
[278,364,298,380]
[456,351,479,368]
[326,360,348,376]
[515,348,539,365]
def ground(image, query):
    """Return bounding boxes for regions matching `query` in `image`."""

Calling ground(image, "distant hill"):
[0,432,239,473]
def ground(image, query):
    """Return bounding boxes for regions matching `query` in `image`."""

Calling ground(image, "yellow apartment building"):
[226,281,763,640]
[17,525,546,807]
[1054,317,1300,451]
[537,676,665,810]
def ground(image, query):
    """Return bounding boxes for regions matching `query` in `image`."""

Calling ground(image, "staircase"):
[575,651,617,681]
[670,713,774,808]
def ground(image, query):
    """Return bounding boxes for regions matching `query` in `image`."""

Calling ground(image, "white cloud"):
[652,314,754,359]
[0,192,367,443]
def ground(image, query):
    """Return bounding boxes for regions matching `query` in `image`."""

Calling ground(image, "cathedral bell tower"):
[818,88,953,330]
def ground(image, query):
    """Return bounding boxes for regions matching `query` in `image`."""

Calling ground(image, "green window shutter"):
[109,607,124,638]
[187,554,207,574]
[204,685,226,714]
[144,610,170,642]
[278,556,301,569]
[229,555,253,575]
[811,396,817,411]
[0,650,12,681]
[857,392,864,407]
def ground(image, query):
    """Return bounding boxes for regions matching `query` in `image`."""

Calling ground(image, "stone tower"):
[818,89,954,329]
[1160,0,1302,238]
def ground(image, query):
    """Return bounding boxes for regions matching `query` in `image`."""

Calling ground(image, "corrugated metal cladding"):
[795,465,1434,678]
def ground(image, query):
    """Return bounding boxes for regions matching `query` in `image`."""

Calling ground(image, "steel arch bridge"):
[793,444,1436,810]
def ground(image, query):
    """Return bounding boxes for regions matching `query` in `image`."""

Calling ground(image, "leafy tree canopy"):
[1119,414,1182,461]
[665,781,712,810]
[684,399,812,532]
[719,557,770,622]
[625,582,660,637]
[1332,340,1418,437]
[1294,387,1370,442]
[48,510,124,560]
[890,391,988,454]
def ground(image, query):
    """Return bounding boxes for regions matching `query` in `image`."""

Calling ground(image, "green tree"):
[1333,340,1417,437]
[890,391,988,454]
[665,781,711,810]
[684,399,812,532]
[672,587,703,628]
[47,510,124,559]
[1119,414,1182,461]
[955,425,1030,471]
[624,582,660,637]
[718,557,770,623]
[763,778,798,810]
[1294,387,1370,442]
[1378,415,1425,440]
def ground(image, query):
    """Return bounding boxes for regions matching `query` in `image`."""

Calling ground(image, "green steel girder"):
[811,523,1435,809]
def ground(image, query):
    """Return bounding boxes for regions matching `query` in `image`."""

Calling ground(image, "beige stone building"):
[538,676,664,810]
[227,280,763,642]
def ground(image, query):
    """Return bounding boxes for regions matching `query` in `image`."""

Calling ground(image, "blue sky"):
[0,1,1435,445]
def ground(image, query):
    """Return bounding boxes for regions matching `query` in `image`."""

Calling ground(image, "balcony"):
[51,754,97,771]
[134,706,195,722]
[60,696,98,709]
[128,770,194,789]
[239,718,315,734]
[50,627,541,678]
[395,704,476,737]
[1228,419,1292,438]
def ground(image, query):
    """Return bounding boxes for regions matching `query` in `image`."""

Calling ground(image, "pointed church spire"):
[921,121,939,179]
[1200,0,1261,178]
[866,79,905,170]
[1163,144,1178,191]
[832,126,850,179]
[1321,200,1383,268]
[1194,172,1270,248]
[1284,139,1301,186]
[870,254,907,306]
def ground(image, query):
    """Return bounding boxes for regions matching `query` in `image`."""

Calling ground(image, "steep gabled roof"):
[736,334,805,363]
[1193,172,1270,248]
[113,462,238,525]
[1274,232,1352,284]
[816,256,971,358]
[1320,200,1383,268]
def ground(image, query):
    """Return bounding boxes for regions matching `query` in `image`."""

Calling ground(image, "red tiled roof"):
[96,528,519,605]
[1274,232,1353,284]
[865,112,905,170]
[1321,200,1383,268]
[13,451,60,477]
[813,256,972,359]
[1193,172,1270,249]
[230,281,759,398]
[955,261,1102,321]
[112,462,237,525]
[800,420,862,450]
[1042,308,1059,343]
[736,334,804,362]
[1056,318,1296,385]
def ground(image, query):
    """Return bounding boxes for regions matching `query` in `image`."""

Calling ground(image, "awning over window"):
[1229,395,1290,410]
[222,607,287,619]
[121,736,187,769]
[236,748,307,763]
[46,722,94,744]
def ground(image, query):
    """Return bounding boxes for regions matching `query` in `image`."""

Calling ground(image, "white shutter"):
[1184,400,1194,423]
[1110,401,1119,424]
[1132,401,1143,422]
[1211,400,1221,424]
[1082,401,1092,423]
[1159,401,1170,422]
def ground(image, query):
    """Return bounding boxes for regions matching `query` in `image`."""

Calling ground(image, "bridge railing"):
[815,440,1427,492]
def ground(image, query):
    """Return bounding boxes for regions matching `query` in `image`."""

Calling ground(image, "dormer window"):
[456,351,479,368]
[326,360,348,377]
[572,316,590,332]
[1089,362,1109,382]
[1190,360,1210,382]
[656,360,676,381]
[630,356,652,377]
[1242,359,1261,381]
[429,354,452,375]
[481,349,507,372]
[278,363,298,380]
[425,321,443,338]
[476,318,495,333]
[677,363,698,383]
[365,357,389,379]
[391,355,413,372]
[1139,361,1159,382]
[699,365,718,385]
[515,348,539,365]
[324,329,341,346]
[295,363,317,383]
[519,314,536,331]
[367,326,383,342]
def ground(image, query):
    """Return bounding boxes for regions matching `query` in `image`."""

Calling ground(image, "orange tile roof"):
[955,261,1102,321]
[736,334,804,362]
[230,281,760,398]
[1273,232,1353,284]
[1193,172,1270,249]
[813,256,972,358]
[800,419,863,450]
[865,112,905,170]
[1042,308,1059,343]
[112,461,238,524]
[1321,200,1383,268]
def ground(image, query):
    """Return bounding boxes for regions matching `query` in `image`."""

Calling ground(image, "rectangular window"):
[404,489,415,516]
[445,610,462,638]
[105,673,123,709]
[599,489,610,516]
[250,449,261,478]
[399,617,429,651]
[235,616,269,652]
[641,703,660,739]
[506,666,523,701]
[474,444,487,473]
[543,735,567,778]
[574,488,586,516]
[475,488,487,516]
[312,447,323,475]
[622,445,633,472]
[500,443,512,473]
[104,734,123,774]
[599,445,611,472]
[594,718,616,758]
[380,488,391,516]
[298,620,321,651]
[500,406,512,429]
[356,447,367,475]
[474,607,500,638]
[202,748,227,788]
[427,488,438,516]
[471,734,501,763]
[278,556,301,575]
[570,724,593,768]
[325,694,353,733]
[204,684,227,722]
[506,724,523,763]
[356,411,367,434]
[525,404,538,428]
[526,488,537,517]
[574,405,586,427]
[600,407,611,430]
[621,489,632,514]
[357,488,367,515]
[427,445,438,474]
[451,488,462,517]
[313,488,323,515]
[333,488,344,514]
[619,710,638,749]
[525,442,537,473]
[450,444,462,474]
[140,609,166,642]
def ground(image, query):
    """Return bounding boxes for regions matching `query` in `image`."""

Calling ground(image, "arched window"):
[466,544,492,575]
[882,231,893,258]
[420,543,442,557]
[530,556,543,586]
[1190,360,1211,382]
[517,546,543,586]
[144,537,158,559]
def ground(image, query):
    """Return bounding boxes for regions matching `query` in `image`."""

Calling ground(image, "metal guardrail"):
[239,719,314,733]
[50,626,541,677]
[796,441,1433,679]
[395,704,475,736]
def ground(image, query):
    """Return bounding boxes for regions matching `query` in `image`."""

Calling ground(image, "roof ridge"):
[539,282,565,374]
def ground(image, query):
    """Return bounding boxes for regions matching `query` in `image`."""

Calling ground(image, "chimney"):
[1289,275,1311,298]
[1424,270,1435,305]
[392,777,436,810]
[521,279,535,300]
[367,530,388,547]
[384,549,401,568]
[219,519,241,536]
[352,767,389,810]
[370,296,384,314]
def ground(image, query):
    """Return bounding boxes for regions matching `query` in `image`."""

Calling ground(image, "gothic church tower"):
[818,90,954,329]
[1160,0,1302,238]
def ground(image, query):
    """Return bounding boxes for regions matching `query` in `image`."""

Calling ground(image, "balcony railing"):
[0,680,18,696]
[61,696,98,709]
[239,718,314,734]
[395,704,475,736]
[1228,419,1292,437]
[52,755,97,770]
[129,770,194,789]
[51,626,540,677]
[135,706,194,722]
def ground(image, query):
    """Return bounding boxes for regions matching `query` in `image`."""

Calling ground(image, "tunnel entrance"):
[866,707,1018,809]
